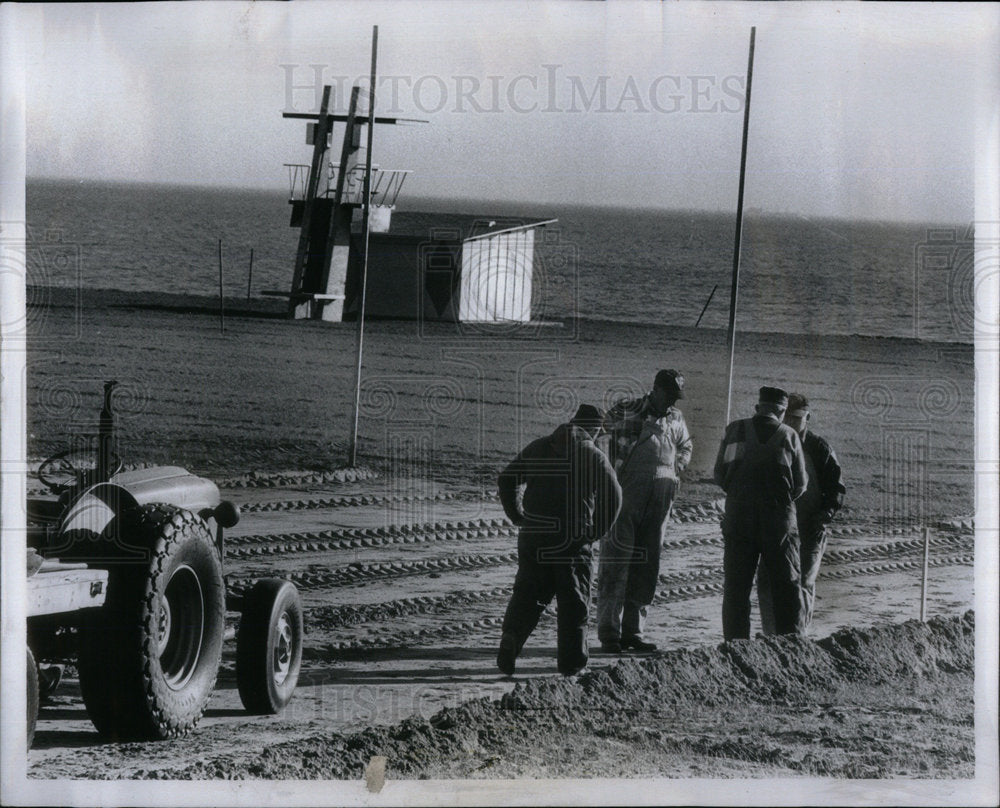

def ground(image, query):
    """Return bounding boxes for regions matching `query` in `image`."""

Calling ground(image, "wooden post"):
[349,25,378,467]
[316,85,361,321]
[920,525,930,621]
[288,85,333,317]
[218,238,225,334]
[695,284,718,327]
[246,247,254,302]
[725,27,756,425]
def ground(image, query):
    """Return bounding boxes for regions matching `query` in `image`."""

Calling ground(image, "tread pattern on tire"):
[27,648,38,750]
[77,505,224,740]
[236,578,303,715]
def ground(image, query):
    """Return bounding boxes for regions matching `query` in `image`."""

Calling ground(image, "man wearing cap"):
[713,386,808,640]
[597,369,692,653]
[757,393,846,634]
[496,404,622,676]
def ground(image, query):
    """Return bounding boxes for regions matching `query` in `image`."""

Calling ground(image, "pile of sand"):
[130,613,973,780]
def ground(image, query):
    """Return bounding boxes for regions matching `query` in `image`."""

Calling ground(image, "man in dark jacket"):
[713,386,807,640]
[757,393,845,634]
[497,404,623,676]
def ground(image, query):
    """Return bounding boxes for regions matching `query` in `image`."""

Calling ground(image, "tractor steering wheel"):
[37,449,124,495]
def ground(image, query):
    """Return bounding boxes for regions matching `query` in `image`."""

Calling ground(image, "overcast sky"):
[20,1,999,222]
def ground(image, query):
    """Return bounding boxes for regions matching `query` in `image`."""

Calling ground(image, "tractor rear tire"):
[27,648,38,750]
[236,579,303,714]
[77,505,225,740]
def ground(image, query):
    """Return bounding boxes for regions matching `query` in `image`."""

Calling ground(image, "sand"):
[27,287,973,520]
[23,289,978,784]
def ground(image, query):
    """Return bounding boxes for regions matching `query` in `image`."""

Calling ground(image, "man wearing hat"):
[713,386,808,640]
[757,393,845,634]
[496,404,622,676]
[597,369,692,653]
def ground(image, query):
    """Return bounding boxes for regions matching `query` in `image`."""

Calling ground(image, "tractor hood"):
[58,467,222,546]
[105,466,221,511]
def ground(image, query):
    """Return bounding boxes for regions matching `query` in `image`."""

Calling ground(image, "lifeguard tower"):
[274,83,558,324]
[272,84,418,321]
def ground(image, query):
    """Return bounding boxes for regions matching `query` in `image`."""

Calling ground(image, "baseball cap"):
[571,403,604,431]
[758,386,789,407]
[654,369,685,399]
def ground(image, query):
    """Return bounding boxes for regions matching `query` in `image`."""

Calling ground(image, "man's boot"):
[496,631,518,676]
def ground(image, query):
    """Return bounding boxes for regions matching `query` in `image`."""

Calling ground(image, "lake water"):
[26,178,973,343]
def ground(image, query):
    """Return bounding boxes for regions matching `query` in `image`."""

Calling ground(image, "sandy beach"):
[7,1,998,799]
[27,287,974,520]
[21,288,978,783]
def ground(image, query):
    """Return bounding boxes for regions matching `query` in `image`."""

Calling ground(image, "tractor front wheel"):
[236,579,303,715]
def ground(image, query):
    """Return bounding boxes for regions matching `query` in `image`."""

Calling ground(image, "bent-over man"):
[757,393,845,634]
[714,386,807,640]
[497,404,622,676]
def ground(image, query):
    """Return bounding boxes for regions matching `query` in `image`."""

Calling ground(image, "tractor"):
[25,381,302,747]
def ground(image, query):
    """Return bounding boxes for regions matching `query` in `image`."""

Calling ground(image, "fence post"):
[920,525,930,621]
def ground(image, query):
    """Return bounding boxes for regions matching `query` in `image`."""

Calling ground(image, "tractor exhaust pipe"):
[97,380,118,482]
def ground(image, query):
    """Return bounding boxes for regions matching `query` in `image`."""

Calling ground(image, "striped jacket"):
[603,394,693,480]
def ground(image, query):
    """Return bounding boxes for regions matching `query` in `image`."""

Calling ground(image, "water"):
[26,179,972,343]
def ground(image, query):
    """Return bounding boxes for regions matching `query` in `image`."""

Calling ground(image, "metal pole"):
[246,247,254,302]
[920,525,930,621]
[725,27,756,425]
[349,25,378,467]
[218,238,225,334]
[695,284,719,327]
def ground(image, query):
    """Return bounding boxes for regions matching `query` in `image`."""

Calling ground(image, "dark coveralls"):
[714,414,808,640]
[757,430,845,634]
[498,423,622,674]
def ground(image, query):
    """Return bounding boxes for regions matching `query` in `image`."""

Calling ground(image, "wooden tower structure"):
[275,84,421,321]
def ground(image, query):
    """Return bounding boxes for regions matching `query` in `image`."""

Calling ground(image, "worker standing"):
[597,369,692,653]
[713,386,808,640]
[757,393,845,634]
[496,404,622,676]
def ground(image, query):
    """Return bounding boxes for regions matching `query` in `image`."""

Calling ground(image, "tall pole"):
[349,25,378,467]
[725,26,756,425]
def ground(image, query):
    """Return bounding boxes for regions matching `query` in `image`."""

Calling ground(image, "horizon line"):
[25,174,970,229]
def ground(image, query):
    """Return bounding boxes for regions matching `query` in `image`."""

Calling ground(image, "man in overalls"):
[713,386,808,640]
[496,404,622,676]
[597,369,692,653]
[757,393,845,634]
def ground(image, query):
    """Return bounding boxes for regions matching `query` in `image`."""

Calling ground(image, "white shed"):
[457,221,554,322]
[344,216,557,323]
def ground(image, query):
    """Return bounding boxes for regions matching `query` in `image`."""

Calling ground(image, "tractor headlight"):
[214,500,240,529]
